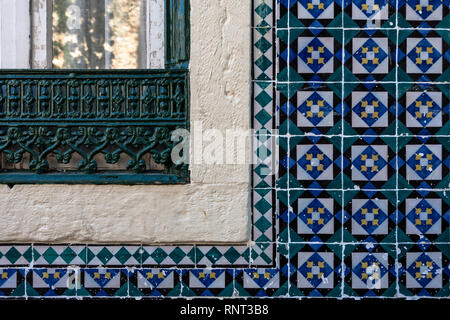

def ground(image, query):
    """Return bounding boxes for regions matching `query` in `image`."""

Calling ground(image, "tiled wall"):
[0,0,449,298]
[265,0,450,297]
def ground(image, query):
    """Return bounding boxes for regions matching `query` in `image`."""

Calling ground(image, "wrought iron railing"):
[0,70,189,184]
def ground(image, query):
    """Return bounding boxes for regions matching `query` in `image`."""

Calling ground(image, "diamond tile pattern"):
[0,0,449,299]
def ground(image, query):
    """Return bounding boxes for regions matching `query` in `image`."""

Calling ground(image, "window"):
[0,0,190,184]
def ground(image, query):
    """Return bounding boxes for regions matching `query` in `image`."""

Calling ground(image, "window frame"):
[0,0,190,185]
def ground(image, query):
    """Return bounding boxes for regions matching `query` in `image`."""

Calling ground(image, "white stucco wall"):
[0,0,251,244]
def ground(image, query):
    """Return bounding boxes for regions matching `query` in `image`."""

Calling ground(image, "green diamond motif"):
[60,247,77,264]
[150,248,169,264]
[254,163,271,179]
[256,27,271,36]
[255,55,271,72]
[255,3,272,20]
[256,144,271,160]
[81,248,92,264]
[257,20,271,28]
[255,188,271,198]
[254,216,272,232]
[255,109,271,126]
[168,247,186,264]
[132,248,141,262]
[5,247,21,264]
[254,128,271,135]
[255,197,271,215]
[96,247,114,265]
[115,247,132,265]
[255,90,272,108]
[256,234,271,242]
[32,248,41,262]
[255,36,272,54]
[195,247,204,262]
[141,248,150,264]
[256,134,270,143]
[223,247,241,264]
[251,244,272,264]
[186,247,196,263]
[205,247,223,264]
[42,247,59,264]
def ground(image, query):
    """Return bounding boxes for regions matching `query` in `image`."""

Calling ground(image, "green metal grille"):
[0,70,189,184]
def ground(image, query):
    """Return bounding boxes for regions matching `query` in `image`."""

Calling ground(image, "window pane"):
[52,0,147,69]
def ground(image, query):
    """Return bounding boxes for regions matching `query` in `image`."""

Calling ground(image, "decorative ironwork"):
[0,70,189,184]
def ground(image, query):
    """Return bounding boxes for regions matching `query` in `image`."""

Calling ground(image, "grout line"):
[285,0,292,296]
[273,27,450,31]
[265,81,450,84]
[254,135,450,139]
[395,0,400,298]
[272,188,450,191]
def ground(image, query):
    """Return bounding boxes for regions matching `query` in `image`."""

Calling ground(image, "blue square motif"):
[353,92,388,127]
[298,253,334,288]
[406,145,442,180]
[352,146,388,181]
[406,199,441,234]
[297,92,333,126]
[406,92,442,127]
[297,145,333,179]
[353,199,389,235]
[298,198,334,234]
[406,253,441,288]
[407,38,443,73]
[352,254,389,286]
[353,39,388,73]
[298,38,334,73]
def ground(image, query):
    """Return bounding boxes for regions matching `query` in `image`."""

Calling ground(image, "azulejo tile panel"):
[0,0,448,299]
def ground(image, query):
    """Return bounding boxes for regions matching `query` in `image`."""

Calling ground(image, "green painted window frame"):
[0,0,190,185]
